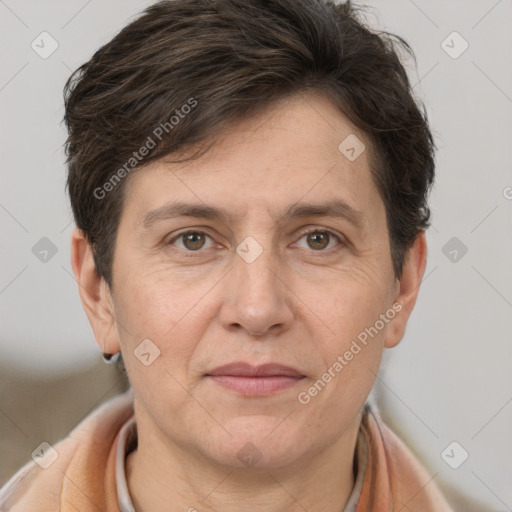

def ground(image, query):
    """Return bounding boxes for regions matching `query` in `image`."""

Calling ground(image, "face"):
[83,93,412,470]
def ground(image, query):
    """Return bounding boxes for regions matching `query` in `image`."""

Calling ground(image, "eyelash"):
[167,227,344,256]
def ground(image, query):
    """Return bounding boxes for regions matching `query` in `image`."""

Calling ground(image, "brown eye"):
[170,231,214,252]
[295,229,342,252]
[307,231,334,250]
[182,232,206,250]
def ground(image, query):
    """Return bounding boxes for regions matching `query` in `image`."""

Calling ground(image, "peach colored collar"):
[114,416,365,512]
[0,389,453,511]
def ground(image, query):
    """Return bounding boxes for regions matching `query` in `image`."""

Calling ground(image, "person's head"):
[68,0,433,470]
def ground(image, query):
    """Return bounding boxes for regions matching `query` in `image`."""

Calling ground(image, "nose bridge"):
[236,238,278,295]
[220,234,292,336]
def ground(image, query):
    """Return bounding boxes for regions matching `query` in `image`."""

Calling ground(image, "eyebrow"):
[142,199,365,230]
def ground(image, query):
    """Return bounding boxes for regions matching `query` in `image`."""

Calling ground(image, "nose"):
[219,242,294,338]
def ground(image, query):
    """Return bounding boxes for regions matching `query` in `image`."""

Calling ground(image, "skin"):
[72,92,427,512]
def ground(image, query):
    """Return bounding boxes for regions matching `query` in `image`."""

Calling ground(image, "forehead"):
[123,92,380,227]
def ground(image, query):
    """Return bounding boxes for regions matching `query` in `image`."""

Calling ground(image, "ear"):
[384,230,428,349]
[70,228,120,355]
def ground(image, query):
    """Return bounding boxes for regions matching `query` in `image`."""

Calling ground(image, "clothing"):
[114,415,366,512]
[0,389,453,511]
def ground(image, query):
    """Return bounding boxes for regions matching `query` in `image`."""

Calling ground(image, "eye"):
[167,228,344,255]
[169,231,216,251]
[295,228,342,252]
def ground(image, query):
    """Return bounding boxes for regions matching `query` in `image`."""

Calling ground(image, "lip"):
[205,362,305,396]
[206,362,304,378]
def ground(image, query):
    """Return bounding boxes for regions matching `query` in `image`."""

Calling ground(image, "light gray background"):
[1,0,511,509]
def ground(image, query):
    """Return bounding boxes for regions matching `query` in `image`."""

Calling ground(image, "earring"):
[102,352,120,364]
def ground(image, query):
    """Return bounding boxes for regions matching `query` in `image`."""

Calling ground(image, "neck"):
[125,415,362,512]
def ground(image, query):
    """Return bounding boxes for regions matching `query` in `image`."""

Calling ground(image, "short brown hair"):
[63,0,436,288]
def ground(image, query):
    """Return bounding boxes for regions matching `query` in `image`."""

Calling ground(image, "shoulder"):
[358,402,454,512]
[0,389,134,511]
[0,436,78,511]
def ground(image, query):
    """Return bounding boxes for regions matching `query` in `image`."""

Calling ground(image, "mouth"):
[205,362,306,396]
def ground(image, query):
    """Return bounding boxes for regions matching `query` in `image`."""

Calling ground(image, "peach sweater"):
[0,389,453,511]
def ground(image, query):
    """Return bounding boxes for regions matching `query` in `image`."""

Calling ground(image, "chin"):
[207,416,305,470]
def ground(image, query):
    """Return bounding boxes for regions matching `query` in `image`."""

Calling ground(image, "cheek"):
[303,276,391,392]
[333,293,387,338]
[112,276,207,419]
[296,285,388,437]
[115,264,205,331]
[113,270,211,377]
[313,268,390,339]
